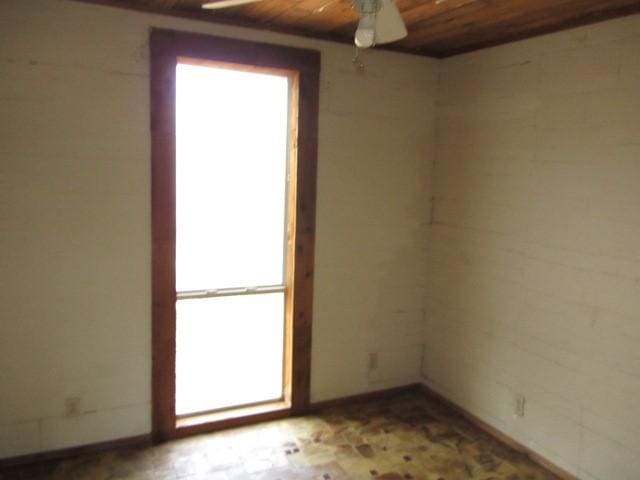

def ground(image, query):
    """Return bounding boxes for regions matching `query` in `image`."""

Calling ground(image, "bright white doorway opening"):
[174,62,292,417]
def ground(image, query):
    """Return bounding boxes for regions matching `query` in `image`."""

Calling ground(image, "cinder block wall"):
[0,0,436,458]
[424,15,640,480]
[3,1,640,476]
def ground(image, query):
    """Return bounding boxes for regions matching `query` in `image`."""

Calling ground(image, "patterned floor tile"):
[1,392,560,480]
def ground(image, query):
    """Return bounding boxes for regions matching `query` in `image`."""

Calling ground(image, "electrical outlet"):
[64,397,81,417]
[514,394,526,418]
[368,352,378,372]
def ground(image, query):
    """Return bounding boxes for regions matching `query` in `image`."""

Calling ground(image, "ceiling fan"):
[202,0,408,49]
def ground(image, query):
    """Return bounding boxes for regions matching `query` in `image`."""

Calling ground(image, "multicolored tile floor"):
[1,392,559,480]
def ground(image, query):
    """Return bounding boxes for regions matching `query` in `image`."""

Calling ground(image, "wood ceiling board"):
[433,1,640,56]
[234,1,294,22]
[402,0,611,43]
[397,1,490,48]
[400,0,573,48]
[70,0,640,57]
[399,0,479,25]
[249,1,358,31]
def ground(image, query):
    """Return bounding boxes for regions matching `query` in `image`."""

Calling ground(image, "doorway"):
[174,60,292,420]
[150,29,320,440]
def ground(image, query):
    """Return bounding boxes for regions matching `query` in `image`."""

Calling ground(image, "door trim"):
[149,28,320,441]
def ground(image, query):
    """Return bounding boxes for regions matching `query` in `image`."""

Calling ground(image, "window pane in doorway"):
[175,63,290,292]
[175,293,285,416]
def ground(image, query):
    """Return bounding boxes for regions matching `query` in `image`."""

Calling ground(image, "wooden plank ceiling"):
[84,0,640,56]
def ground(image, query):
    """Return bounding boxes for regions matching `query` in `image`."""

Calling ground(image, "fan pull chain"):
[352,46,365,71]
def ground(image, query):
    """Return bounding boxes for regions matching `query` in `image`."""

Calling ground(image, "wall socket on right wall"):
[514,393,526,418]
[368,352,378,372]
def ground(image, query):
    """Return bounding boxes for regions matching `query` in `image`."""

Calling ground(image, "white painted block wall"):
[425,14,640,480]
[0,0,436,458]
[2,2,640,477]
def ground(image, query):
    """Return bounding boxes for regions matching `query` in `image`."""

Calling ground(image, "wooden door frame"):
[150,28,320,442]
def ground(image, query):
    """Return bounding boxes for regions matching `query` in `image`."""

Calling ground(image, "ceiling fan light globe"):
[355,28,375,48]
[355,12,376,48]
[374,0,407,44]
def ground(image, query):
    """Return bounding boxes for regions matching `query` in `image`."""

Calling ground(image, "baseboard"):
[309,383,422,411]
[0,434,152,469]
[0,385,420,469]
[419,383,579,480]
[1,382,577,480]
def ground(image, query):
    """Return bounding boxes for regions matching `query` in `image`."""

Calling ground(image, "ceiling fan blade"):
[375,0,407,44]
[202,0,263,9]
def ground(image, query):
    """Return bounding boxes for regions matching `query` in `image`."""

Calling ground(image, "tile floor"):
[1,392,559,480]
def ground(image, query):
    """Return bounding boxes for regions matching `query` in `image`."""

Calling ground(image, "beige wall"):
[3,0,640,475]
[0,0,437,457]
[425,15,640,480]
